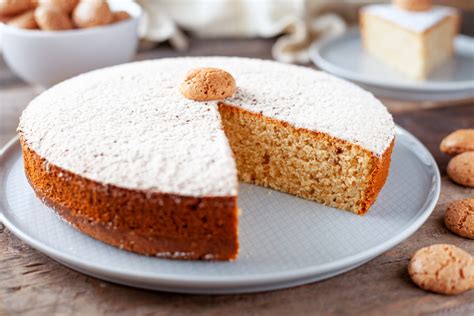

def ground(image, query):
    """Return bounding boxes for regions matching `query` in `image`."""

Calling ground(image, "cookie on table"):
[445,198,474,239]
[440,129,474,156]
[408,244,474,295]
[447,152,474,188]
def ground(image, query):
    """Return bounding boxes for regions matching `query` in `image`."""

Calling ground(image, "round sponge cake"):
[18,57,395,260]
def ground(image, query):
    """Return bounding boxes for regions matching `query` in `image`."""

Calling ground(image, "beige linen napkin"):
[136,0,388,63]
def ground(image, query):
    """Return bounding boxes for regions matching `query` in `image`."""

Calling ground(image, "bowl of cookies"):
[0,0,142,87]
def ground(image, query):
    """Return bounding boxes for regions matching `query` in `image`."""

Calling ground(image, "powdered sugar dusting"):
[223,59,394,155]
[363,4,457,33]
[18,57,394,196]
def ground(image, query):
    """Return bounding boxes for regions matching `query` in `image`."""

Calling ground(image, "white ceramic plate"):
[310,30,474,101]
[0,126,440,294]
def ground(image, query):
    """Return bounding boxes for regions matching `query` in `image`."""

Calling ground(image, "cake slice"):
[360,2,459,79]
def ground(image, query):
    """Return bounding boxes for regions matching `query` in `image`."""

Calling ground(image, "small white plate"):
[0,126,440,294]
[310,30,474,101]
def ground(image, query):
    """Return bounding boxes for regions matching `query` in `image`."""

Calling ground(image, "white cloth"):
[137,0,387,63]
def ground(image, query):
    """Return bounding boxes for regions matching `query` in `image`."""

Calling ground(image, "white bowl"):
[0,0,142,88]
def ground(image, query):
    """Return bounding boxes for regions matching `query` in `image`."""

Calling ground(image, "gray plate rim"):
[310,29,474,92]
[0,126,440,289]
[53,256,373,294]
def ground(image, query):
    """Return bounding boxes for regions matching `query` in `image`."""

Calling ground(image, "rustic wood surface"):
[1,35,474,315]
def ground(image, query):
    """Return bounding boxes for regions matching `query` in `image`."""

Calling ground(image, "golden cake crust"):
[359,136,394,215]
[20,137,239,260]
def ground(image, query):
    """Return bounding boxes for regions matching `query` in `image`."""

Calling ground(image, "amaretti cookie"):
[447,152,474,188]
[444,199,474,239]
[409,244,474,295]
[180,67,236,101]
[440,129,474,156]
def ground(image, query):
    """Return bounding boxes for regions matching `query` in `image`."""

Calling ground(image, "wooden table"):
[1,38,473,316]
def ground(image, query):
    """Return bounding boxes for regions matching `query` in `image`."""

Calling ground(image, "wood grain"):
[1,37,473,316]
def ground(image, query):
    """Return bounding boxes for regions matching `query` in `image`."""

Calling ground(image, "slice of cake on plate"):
[360,0,459,79]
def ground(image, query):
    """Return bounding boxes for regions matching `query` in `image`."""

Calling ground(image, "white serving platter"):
[0,126,440,294]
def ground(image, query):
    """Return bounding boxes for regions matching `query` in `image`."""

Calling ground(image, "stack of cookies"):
[408,129,474,295]
[441,129,474,240]
[441,129,474,188]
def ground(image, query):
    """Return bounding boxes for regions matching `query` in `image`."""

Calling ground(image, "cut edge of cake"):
[218,103,394,215]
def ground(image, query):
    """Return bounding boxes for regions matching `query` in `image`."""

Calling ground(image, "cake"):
[18,57,395,260]
[360,0,459,79]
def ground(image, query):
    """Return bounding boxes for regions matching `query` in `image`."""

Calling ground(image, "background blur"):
[137,0,474,63]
